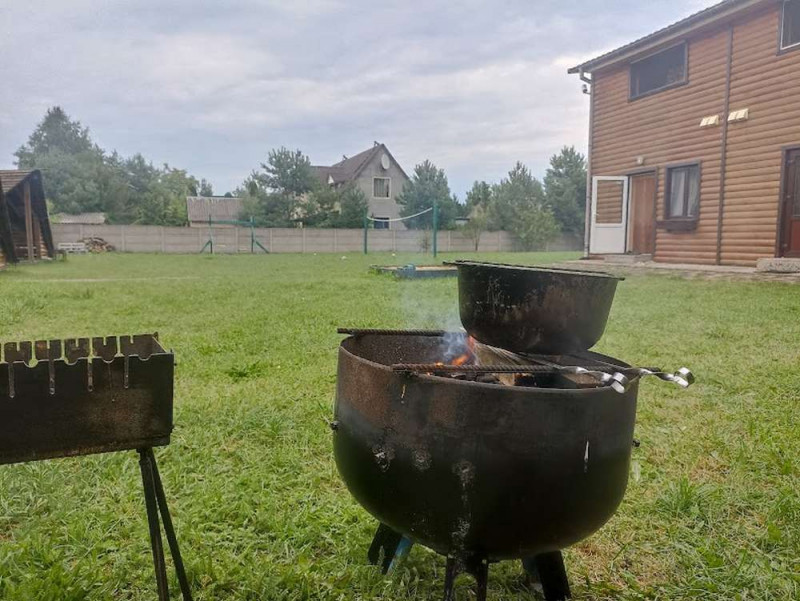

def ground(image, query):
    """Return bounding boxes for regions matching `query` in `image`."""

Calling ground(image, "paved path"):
[557,259,800,283]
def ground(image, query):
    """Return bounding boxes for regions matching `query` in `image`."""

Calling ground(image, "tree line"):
[13,107,587,243]
[461,148,587,250]
[15,107,213,225]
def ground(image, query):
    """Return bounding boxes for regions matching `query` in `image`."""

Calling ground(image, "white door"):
[590,176,629,254]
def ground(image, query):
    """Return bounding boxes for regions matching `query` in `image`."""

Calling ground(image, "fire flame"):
[449,336,476,367]
[451,354,470,366]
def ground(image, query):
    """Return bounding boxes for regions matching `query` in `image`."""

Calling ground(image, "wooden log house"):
[571,0,800,266]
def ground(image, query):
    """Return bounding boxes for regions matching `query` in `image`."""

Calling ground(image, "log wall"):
[589,2,800,266]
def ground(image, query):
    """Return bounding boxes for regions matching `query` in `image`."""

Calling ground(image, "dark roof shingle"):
[311,143,409,185]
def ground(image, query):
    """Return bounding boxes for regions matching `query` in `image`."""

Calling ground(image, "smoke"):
[393,275,467,359]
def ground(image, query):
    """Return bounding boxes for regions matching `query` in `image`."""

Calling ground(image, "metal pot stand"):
[368,523,571,601]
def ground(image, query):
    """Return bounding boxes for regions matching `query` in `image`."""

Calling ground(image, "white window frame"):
[373,177,391,199]
[781,0,800,51]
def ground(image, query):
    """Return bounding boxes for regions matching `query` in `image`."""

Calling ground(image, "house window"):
[665,164,700,219]
[373,217,390,229]
[630,43,688,100]
[373,177,390,198]
[782,1,800,50]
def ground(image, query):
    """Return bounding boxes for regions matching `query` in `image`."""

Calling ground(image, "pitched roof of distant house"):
[312,143,409,186]
[569,0,763,74]
[186,196,244,223]
[53,212,107,225]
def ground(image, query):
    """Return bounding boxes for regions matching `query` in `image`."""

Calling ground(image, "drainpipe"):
[580,69,594,258]
[716,26,734,265]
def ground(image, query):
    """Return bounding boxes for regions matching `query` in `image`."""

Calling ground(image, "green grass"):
[0,251,798,600]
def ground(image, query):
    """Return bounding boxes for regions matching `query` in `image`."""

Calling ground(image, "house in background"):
[570,0,800,267]
[0,170,54,263]
[186,196,244,227]
[312,142,410,230]
[52,212,107,225]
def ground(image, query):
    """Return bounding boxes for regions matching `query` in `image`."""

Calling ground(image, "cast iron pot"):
[447,261,623,355]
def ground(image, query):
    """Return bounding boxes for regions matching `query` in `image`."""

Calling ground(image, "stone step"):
[603,254,653,264]
[756,258,800,273]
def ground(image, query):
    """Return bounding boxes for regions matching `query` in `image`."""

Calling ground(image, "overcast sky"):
[1,0,715,197]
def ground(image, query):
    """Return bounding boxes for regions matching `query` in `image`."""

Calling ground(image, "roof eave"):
[568,0,765,75]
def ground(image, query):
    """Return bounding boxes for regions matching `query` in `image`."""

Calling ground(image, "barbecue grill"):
[0,333,192,601]
[333,328,693,601]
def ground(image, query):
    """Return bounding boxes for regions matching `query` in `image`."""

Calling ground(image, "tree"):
[397,160,460,229]
[309,183,368,228]
[465,180,492,211]
[199,179,214,196]
[15,107,109,215]
[257,147,316,197]
[335,185,369,228]
[15,106,96,168]
[490,162,559,250]
[544,146,587,235]
[460,204,489,251]
[241,148,317,227]
[237,172,296,228]
[513,205,560,250]
[31,149,108,214]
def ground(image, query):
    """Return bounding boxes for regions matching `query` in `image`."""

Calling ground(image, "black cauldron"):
[448,261,623,355]
[333,333,639,561]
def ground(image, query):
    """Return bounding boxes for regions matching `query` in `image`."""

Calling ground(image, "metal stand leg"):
[523,552,571,601]
[468,557,489,601]
[138,448,194,601]
[442,557,459,601]
[368,523,404,574]
[138,449,170,601]
[388,537,414,572]
[441,556,489,601]
[146,448,194,601]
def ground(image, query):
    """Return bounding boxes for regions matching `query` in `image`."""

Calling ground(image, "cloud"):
[0,0,719,196]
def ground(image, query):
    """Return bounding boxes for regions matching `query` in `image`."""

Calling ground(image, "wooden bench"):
[57,242,88,254]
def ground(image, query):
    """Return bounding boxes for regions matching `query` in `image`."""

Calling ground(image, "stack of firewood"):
[78,237,116,253]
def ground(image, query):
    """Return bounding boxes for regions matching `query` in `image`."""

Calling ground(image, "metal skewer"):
[338,328,448,337]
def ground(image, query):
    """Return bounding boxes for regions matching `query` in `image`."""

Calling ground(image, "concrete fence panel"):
[51,224,581,255]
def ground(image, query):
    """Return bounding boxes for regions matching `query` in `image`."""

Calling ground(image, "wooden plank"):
[32,213,41,259]
[23,181,34,261]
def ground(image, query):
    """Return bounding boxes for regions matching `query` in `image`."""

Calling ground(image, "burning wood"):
[451,353,470,367]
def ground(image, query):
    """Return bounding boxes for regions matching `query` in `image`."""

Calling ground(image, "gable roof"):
[568,0,765,75]
[186,196,244,223]
[312,143,410,186]
[0,170,36,193]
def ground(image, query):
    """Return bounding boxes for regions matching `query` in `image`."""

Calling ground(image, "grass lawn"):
[0,251,798,600]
